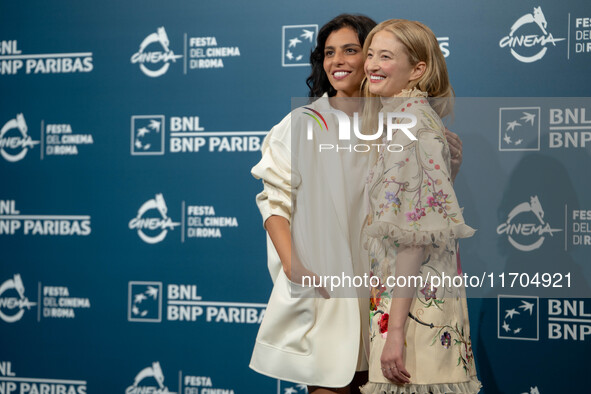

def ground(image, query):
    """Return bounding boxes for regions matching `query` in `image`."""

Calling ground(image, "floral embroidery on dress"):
[427,322,475,374]
[369,106,463,233]
[440,332,451,349]
[378,313,389,338]
[420,282,437,301]
[370,277,389,313]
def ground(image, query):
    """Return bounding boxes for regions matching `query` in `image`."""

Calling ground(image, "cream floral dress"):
[361,90,482,394]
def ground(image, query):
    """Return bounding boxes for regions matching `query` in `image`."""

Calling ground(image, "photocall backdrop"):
[1,0,590,393]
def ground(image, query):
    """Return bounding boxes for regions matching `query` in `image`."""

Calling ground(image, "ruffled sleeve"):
[251,113,300,227]
[365,99,475,246]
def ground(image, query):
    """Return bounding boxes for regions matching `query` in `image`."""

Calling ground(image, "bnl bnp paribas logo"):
[129,282,162,322]
[131,114,264,154]
[131,27,182,77]
[128,194,180,244]
[498,295,539,340]
[499,6,565,63]
[0,274,36,323]
[282,24,318,67]
[497,196,562,252]
[499,107,540,151]
[279,382,308,394]
[0,114,39,162]
[130,115,165,155]
[126,362,176,394]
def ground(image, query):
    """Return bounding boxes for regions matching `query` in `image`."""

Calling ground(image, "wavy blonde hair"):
[361,19,454,131]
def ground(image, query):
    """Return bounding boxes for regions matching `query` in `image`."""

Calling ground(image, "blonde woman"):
[360,20,482,393]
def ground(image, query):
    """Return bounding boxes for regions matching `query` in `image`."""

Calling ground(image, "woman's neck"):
[330,89,362,116]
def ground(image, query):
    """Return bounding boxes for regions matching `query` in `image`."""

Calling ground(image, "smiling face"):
[364,30,422,97]
[323,27,365,98]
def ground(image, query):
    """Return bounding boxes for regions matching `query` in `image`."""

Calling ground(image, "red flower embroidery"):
[379,313,389,333]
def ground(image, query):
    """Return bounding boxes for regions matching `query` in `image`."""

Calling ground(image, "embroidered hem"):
[365,220,476,247]
[360,376,482,394]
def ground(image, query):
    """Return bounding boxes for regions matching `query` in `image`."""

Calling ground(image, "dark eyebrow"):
[325,43,362,50]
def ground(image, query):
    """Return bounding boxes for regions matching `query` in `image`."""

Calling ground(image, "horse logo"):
[0,114,39,162]
[0,274,37,323]
[499,6,565,63]
[510,7,548,36]
[126,362,175,394]
[497,195,562,252]
[131,27,182,77]
[128,194,180,244]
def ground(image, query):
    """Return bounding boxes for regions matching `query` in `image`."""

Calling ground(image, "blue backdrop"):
[1,1,590,393]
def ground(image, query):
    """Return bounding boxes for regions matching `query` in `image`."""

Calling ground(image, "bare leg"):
[349,371,369,394]
[307,370,368,394]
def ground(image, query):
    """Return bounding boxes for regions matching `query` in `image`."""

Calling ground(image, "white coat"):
[250,96,369,387]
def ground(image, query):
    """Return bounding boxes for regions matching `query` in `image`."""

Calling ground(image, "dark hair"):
[306,14,377,98]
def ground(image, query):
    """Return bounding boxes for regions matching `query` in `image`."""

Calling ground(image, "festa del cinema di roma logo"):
[126,362,175,394]
[128,194,180,244]
[131,27,182,77]
[497,196,562,252]
[0,114,39,162]
[499,6,565,63]
[303,106,419,152]
[0,274,36,323]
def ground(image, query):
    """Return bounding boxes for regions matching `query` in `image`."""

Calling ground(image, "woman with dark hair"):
[249,14,464,394]
[306,14,377,98]
[250,14,377,394]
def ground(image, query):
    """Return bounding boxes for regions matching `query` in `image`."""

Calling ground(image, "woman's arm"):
[380,245,424,384]
[264,215,292,278]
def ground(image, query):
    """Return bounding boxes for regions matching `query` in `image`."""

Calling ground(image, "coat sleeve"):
[366,104,475,246]
[251,113,301,227]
